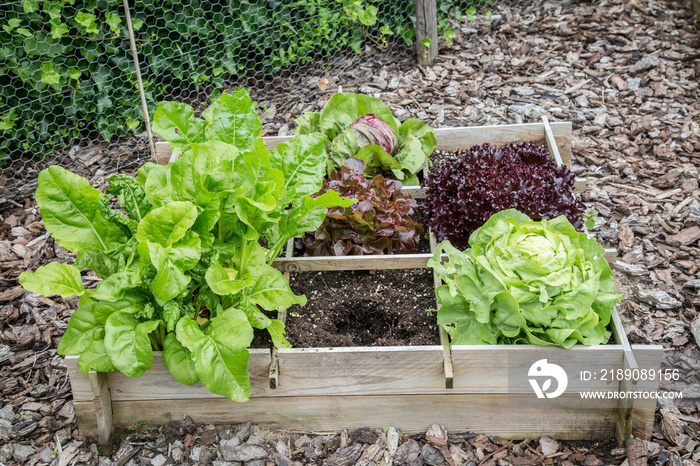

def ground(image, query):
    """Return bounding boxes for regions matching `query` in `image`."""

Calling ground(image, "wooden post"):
[123,0,156,161]
[415,0,438,65]
[89,371,113,452]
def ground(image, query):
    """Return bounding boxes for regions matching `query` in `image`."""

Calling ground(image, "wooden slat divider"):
[542,115,565,167]
[270,238,296,389]
[271,249,618,273]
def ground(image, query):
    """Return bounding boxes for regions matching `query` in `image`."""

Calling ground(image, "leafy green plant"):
[428,209,621,348]
[19,89,354,401]
[422,141,586,250]
[295,93,436,185]
[299,157,424,255]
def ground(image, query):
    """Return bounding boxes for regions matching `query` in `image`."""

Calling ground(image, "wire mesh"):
[0,0,465,208]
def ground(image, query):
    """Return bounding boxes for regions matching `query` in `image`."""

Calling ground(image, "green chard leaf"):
[36,166,129,253]
[152,101,206,155]
[203,89,262,153]
[136,201,198,247]
[205,261,253,296]
[78,340,116,375]
[163,333,198,385]
[104,312,161,378]
[176,309,254,401]
[19,262,84,298]
[270,133,327,204]
[57,293,147,355]
[106,174,152,222]
[246,264,306,310]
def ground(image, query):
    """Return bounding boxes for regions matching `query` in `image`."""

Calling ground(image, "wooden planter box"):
[66,120,663,449]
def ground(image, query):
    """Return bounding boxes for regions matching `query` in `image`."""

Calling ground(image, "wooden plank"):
[74,393,617,440]
[272,253,436,272]
[415,0,438,65]
[451,345,627,393]
[610,306,638,370]
[89,371,113,452]
[401,185,425,198]
[273,250,615,272]
[276,346,445,396]
[628,345,663,436]
[433,122,572,165]
[155,122,573,167]
[66,349,272,403]
[439,327,453,389]
[154,136,291,164]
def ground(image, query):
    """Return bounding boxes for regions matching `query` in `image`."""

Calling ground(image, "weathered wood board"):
[154,121,572,164]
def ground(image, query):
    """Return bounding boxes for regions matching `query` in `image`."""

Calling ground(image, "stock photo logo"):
[528,359,569,399]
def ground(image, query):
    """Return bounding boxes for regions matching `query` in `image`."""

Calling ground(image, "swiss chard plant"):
[19,89,354,401]
[299,157,424,256]
[421,141,586,249]
[428,209,621,348]
[295,93,436,186]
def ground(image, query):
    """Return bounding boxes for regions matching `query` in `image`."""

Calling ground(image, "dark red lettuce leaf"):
[300,158,424,256]
[421,141,585,249]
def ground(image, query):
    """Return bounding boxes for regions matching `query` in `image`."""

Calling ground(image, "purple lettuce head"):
[350,114,397,154]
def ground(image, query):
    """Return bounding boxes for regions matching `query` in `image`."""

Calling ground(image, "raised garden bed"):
[65,120,663,449]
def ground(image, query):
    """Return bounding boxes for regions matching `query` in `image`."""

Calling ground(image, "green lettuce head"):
[428,209,622,348]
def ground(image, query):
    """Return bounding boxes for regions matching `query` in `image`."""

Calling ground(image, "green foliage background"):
[0,0,479,164]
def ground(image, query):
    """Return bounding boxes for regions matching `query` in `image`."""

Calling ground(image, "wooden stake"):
[123,0,156,161]
[415,0,438,65]
[89,371,113,452]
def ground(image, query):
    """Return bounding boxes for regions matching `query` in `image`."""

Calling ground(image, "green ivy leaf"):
[75,12,100,34]
[131,18,144,30]
[49,19,69,39]
[21,0,38,13]
[16,28,33,38]
[105,12,121,33]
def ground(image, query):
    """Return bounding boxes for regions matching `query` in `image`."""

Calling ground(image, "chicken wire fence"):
[0,0,431,207]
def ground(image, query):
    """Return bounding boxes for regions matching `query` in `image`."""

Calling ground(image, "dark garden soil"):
[285,268,439,347]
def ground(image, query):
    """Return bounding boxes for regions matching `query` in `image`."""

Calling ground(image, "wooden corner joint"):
[89,371,114,453]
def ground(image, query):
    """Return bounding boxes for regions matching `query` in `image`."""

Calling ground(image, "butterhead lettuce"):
[428,209,621,348]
